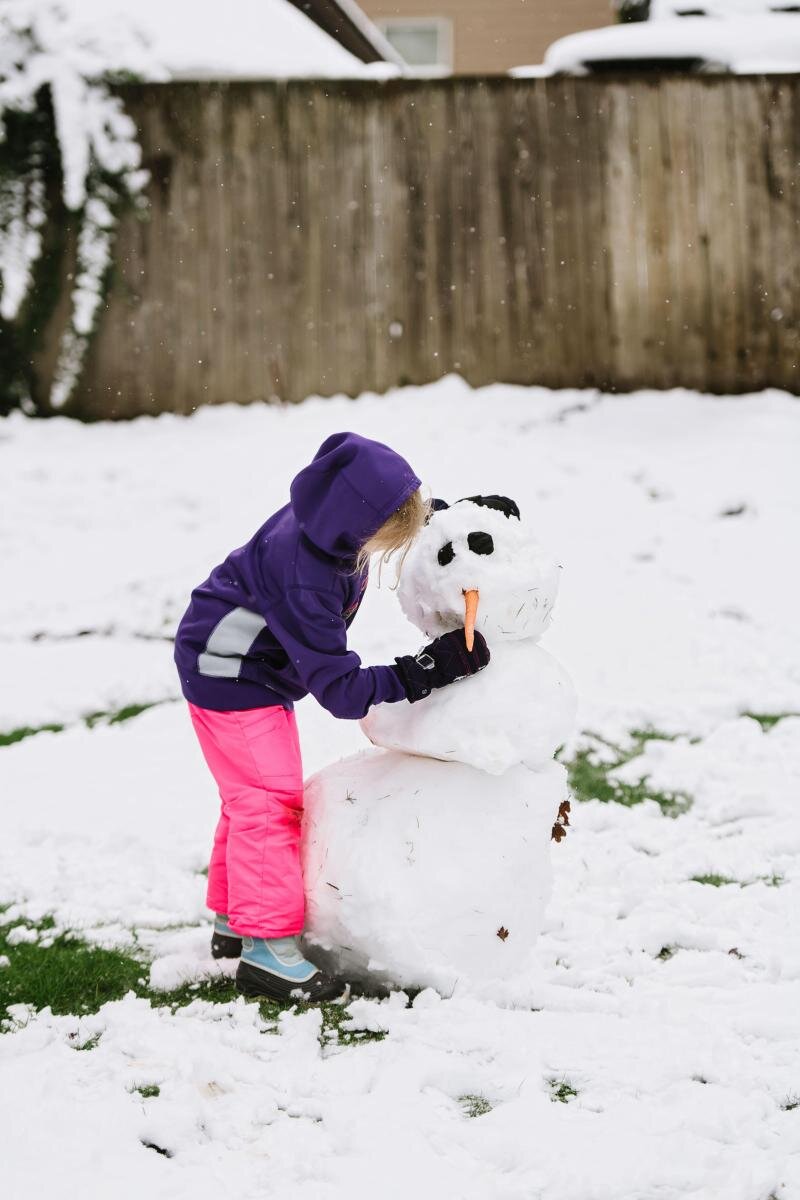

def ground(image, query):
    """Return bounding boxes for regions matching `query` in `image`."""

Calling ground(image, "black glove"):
[392,629,490,704]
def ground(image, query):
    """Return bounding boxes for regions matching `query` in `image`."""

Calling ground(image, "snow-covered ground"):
[2,378,800,1198]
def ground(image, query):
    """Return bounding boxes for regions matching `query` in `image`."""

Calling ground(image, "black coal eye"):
[468,532,494,556]
[437,541,455,566]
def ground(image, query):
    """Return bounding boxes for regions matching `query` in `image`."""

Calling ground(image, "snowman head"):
[397,496,561,645]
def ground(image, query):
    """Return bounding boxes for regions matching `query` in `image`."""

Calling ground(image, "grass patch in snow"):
[0,918,385,1042]
[148,973,242,1011]
[0,722,66,747]
[562,729,692,816]
[781,1095,800,1112]
[70,1031,102,1051]
[626,727,684,745]
[691,873,784,889]
[0,701,166,750]
[741,711,800,730]
[318,1001,386,1047]
[548,1078,578,1103]
[460,1094,493,1118]
[145,974,380,1043]
[131,1084,161,1099]
[0,920,145,1017]
[83,702,161,729]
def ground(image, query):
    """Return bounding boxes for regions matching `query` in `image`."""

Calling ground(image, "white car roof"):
[652,0,800,15]
[516,13,800,75]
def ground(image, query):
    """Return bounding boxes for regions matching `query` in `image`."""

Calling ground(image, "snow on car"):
[513,4,800,76]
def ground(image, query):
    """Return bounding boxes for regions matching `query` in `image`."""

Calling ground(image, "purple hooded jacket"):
[174,433,421,719]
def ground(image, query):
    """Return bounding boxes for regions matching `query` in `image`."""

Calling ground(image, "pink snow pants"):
[188,702,305,938]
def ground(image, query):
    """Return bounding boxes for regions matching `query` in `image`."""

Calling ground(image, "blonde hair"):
[355,488,430,580]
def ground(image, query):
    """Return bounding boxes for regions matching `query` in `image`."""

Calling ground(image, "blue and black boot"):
[236,936,345,1002]
[210,914,242,960]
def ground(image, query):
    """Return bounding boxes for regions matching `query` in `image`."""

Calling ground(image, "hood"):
[290,432,421,559]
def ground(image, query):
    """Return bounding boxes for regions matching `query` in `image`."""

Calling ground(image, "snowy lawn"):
[2,377,800,1198]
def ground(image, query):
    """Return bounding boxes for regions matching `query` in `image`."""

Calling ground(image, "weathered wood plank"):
[40,75,800,419]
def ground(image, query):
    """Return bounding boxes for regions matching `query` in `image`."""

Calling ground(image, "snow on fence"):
[36,75,800,416]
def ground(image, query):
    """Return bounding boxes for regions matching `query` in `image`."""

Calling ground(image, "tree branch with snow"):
[0,1,164,412]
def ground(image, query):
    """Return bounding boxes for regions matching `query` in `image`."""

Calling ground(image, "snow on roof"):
[512,14,800,75]
[60,0,400,80]
[319,0,406,66]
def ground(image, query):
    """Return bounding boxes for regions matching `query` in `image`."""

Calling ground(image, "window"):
[376,18,453,73]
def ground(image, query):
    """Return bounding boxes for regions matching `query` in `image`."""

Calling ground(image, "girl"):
[175,432,490,1002]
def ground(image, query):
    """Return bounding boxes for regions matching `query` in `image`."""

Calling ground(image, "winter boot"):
[236,936,345,1002]
[211,914,243,960]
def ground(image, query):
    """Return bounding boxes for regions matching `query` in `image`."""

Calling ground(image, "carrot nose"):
[463,589,479,652]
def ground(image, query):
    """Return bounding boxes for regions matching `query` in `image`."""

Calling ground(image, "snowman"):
[301,496,576,996]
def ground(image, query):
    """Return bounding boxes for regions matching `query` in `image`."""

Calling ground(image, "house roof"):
[62,0,402,79]
[286,0,404,65]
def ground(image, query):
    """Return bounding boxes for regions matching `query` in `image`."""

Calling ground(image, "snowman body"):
[362,639,574,776]
[302,499,576,994]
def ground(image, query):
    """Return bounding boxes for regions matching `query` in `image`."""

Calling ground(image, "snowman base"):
[301,748,567,996]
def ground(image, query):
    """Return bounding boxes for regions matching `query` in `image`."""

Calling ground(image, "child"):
[175,432,490,1002]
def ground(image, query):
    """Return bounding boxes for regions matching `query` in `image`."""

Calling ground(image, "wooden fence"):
[40,75,800,417]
